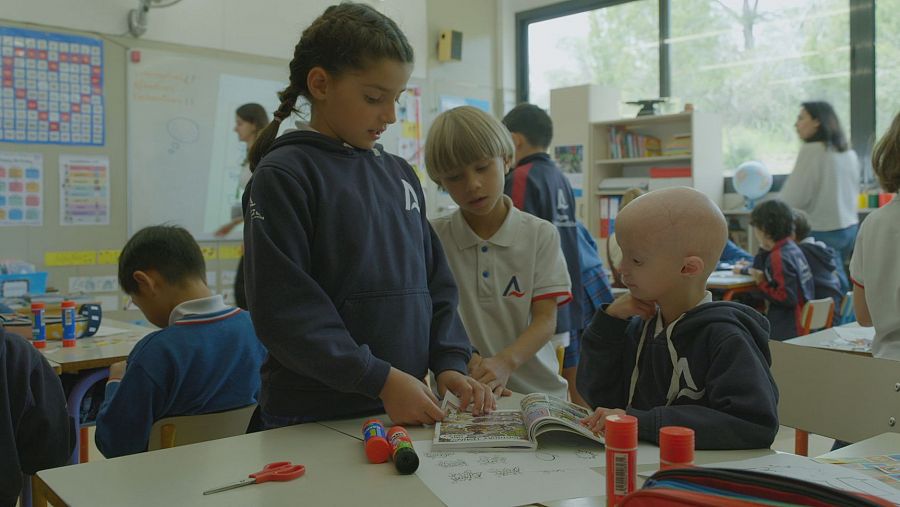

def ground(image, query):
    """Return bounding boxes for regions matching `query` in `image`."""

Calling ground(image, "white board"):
[126,48,288,239]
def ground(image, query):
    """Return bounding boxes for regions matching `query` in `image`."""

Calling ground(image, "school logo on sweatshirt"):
[247,197,265,221]
[402,179,420,213]
[503,276,525,298]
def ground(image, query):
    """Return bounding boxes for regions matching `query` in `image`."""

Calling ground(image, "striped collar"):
[168,295,239,326]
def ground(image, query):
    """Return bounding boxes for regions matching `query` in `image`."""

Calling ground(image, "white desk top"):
[37,394,774,507]
[785,323,874,354]
[706,271,755,288]
[38,319,151,373]
[816,433,900,460]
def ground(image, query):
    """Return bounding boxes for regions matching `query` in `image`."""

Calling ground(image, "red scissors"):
[202,461,306,495]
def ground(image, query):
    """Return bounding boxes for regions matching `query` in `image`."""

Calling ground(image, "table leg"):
[32,474,68,507]
[66,368,109,464]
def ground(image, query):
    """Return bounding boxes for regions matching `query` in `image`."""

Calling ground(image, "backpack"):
[619,467,896,506]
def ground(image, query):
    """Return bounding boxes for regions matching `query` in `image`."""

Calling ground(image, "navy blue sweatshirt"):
[798,237,843,320]
[243,131,471,419]
[505,153,582,334]
[1,329,70,507]
[753,239,815,341]
[577,302,779,450]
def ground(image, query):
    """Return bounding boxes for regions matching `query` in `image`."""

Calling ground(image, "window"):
[876,0,900,138]
[526,0,659,113]
[670,0,850,174]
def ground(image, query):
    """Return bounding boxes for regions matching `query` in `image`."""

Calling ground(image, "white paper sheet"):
[92,325,131,337]
[414,439,604,507]
[705,453,900,504]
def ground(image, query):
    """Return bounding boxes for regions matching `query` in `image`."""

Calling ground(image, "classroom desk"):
[816,433,900,460]
[34,394,773,507]
[770,326,900,444]
[706,271,756,301]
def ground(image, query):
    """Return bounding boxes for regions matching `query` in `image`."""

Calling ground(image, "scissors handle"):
[253,462,306,483]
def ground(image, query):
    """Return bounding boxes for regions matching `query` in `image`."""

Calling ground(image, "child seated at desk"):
[793,209,843,323]
[426,106,571,400]
[94,225,267,458]
[1,327,70,506]
[740,199,815,341]
[577,187,779,450]
[850,111,900,360]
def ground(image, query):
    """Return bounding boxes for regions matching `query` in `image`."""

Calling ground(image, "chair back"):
[799,298,835,335]
[147,404,257,451]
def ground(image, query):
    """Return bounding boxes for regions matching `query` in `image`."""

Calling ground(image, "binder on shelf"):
[597,177,649,192]
[599,196,610,238]
[649,166,691,178]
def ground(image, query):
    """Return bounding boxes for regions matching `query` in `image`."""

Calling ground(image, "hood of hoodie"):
[799,238,837,271]
[668,301,772,365]
[268,130,384,159]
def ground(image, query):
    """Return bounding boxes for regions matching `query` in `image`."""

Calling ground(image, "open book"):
[432,392,605,450]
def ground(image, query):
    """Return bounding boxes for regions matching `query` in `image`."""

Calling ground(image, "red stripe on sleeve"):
[533,291,573,307]
[850,276,864,289]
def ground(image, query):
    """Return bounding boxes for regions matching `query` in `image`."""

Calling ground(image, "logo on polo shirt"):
[503,276,525,298]
[402,179,420,213]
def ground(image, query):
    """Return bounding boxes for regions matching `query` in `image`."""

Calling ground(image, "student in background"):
[501,104,582,399]
[850,111,900,360]
[607,187,645,287]
[577,187,778,450]
[95,225,266,457]
[780,101,859,292]
[1,328,70,506]
[720,239,753,266]
[243,3,492,429]
[215,103,271,310]
[793,209,843,323]
[426,106,571,400]
[739,199,814,341]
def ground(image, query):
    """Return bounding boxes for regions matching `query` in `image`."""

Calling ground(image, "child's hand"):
[469,354,514,397]
[437,370,496,416]
[732,260,749,274]
[380,367,445,425]
[748,268,765,284]
[108,360,127,381]
[580,406,626,435]
[605,294,656,321]
[467,353,483,374]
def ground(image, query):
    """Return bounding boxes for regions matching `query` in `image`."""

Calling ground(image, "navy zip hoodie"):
[754,239,815,341]
[1,329,70,507]
[505,153,582,334]
[798,237,843,320]
[243,131,471,419]
[577,301,779,450]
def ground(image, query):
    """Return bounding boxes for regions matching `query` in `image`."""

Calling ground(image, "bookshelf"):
[587,111,723,264]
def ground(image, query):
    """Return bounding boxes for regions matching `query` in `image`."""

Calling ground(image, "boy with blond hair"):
[426,106,572,399]
[578,187,778,449]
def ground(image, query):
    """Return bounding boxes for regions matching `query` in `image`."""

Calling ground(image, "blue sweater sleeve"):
[94,363,168,458]
[626,331,779,450]
[244,165,391,399]
[576,308,642,408]
[18,345,71,474]
[418,185,471,375]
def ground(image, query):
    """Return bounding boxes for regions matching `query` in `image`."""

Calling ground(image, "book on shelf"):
[598,195,620,239]
[608,126,661,159]
[597,177,649,191]
[661,134,691,156]
[649,166,691,178]
[432,393,605,451]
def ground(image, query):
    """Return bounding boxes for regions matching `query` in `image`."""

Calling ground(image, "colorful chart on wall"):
[59,154,110,225]
[0,26,104,146]
[0,150,42,226]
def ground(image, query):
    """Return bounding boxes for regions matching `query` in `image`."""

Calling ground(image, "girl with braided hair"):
[243,2,492,430]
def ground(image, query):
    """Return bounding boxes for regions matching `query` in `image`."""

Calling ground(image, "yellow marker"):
[218,244,242,260]
[97,250,121,265]
[45,251,97,266]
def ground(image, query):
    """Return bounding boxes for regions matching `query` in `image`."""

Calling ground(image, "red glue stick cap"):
[361,419,391,464]
[31,302,45,310]
[61,301,76,308]
[660,426,694,464]
[604,414,637,450]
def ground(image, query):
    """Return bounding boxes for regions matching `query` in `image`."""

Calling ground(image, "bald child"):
[577,187,779,449]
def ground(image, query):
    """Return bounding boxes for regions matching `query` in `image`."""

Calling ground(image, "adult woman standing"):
[215,103,270,309]
[780,101,859,291]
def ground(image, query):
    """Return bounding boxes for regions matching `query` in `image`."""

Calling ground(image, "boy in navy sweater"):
[1,328,70,506]
[502,104,584,403]
[794,209,843,322]
[741,200,815,341]
[578,188,778,449]
[95,226,266,457]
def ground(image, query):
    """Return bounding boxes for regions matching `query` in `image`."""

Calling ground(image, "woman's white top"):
[850,196,900,360]
[780,142,860,231]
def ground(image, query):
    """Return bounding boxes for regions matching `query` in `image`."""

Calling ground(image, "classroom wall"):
[0,0,501,311]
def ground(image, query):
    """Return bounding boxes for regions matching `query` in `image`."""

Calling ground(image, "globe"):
[733,161,773,209]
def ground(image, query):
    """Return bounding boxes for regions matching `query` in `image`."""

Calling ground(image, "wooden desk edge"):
[33,473,69,507]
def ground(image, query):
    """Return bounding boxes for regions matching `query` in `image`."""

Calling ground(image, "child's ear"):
[510,132,525,151]
[132,270,157,295]
[306,67,329,101]
[681,256,705,277]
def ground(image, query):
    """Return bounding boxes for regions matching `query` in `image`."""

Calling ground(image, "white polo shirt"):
[850,195,900,360]
[431,196,572,398]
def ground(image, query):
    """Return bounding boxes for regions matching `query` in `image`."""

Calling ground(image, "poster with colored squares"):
[0,26,104,145]
[59,154,109,225]
[0,150,43,226]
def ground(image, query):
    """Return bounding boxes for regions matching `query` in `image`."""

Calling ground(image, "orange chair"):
[794,297,836,455]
